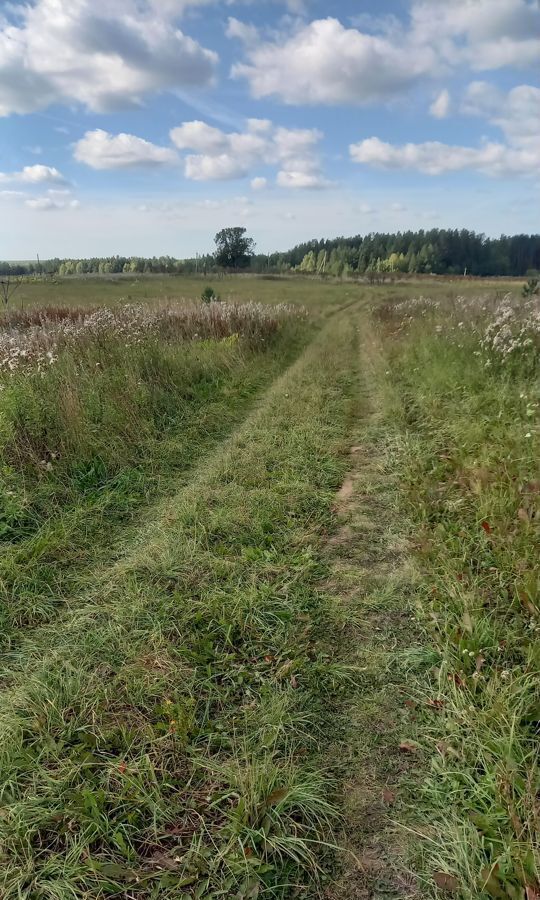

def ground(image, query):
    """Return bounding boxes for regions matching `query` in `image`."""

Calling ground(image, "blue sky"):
[1,0,539,258]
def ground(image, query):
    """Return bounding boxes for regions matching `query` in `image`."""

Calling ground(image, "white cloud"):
[230,17,437,105]
[0,0,217,116]
[276,170,330,189]
[171,118,328,187]
[184,153,247,180]
[251,176,268,190]
[228,1,540,107]
[462,81,540,150]
[391,202,407,212]
[430,89,451,119]
[411,0,540,70]
[25,196,80,211]
[74,129,179,169]
[350,135,540,177]
[0,164,67,185]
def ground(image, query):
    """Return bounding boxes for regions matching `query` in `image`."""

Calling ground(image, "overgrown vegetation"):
[0,302,358,898]
[376,291,539,898]
[0,301,306,647]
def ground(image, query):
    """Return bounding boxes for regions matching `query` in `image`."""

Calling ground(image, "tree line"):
[1,228,539,279]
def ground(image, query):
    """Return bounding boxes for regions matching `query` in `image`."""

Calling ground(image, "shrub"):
[201,285,220,303]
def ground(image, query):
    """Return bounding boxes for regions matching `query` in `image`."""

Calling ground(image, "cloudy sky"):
[1,0,539,258]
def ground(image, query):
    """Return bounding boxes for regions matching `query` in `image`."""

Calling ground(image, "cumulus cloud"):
[462,81,540,150]
[230,17,437,105]
[0,164,67,185]
[251,176,268,190]
[0,0,217,116]
[228,1,540,106]
[171,118,329,187]
[349,135,540,177]
[430,89,451,119]
[74,129,179,169]
[411,0,540,70]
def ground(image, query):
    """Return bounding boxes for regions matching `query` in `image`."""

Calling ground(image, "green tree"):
[214,227,256,270]
[298,251,316,273]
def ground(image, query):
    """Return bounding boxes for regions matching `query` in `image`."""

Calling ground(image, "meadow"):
[0,275,537,899]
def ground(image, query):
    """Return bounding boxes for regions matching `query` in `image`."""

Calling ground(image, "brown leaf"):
[433,872,459,892]
[290,674,298,689]
[518,507,530,523]
[382,789,396,806]
[265,787,289,807]
[475,655,485,673]
[449,672,466,688]
[526,886,540,900]
[427,698,445,709]
[481,520,492,535]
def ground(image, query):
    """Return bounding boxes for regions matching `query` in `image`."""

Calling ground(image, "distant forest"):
[2,229,540,278]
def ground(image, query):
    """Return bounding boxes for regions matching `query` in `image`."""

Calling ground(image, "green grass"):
[0,311,308,650]
[376,302,539,898]
[0,310,357,898]
[2,274,537,899]
[5,272,519,315]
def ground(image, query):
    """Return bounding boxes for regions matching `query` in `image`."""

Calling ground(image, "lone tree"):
[214,227,255,270]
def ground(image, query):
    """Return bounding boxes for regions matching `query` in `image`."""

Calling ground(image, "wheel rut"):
[323,317,424,899]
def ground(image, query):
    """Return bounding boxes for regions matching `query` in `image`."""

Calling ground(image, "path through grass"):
[0,309,359,898]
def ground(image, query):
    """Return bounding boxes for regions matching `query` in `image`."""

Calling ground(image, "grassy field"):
[6,272,520,312]
[0,277,537,899]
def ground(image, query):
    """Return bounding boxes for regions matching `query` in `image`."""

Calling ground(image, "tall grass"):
[377,293,539,898]
[0,302,307,646]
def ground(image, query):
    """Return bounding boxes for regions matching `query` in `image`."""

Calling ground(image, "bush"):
[201,285,220,303]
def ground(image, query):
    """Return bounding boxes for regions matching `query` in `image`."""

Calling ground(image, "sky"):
[0,0,539,258]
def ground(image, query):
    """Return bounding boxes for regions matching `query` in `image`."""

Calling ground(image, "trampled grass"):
[0,306,357,898]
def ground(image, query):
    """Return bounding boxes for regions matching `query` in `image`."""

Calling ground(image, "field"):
[0,276,538,900]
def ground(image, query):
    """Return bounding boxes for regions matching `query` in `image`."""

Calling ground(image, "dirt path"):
[324,317,424,899]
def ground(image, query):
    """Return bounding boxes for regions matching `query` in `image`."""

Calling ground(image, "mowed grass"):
[376,296,540,898]
[0,307,358,898]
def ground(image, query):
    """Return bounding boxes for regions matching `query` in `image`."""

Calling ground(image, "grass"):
[0,303,307,650]
[0,305,358,898]
[5,272,520,314]
[375,294,539,898]
[1,275,538,899]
